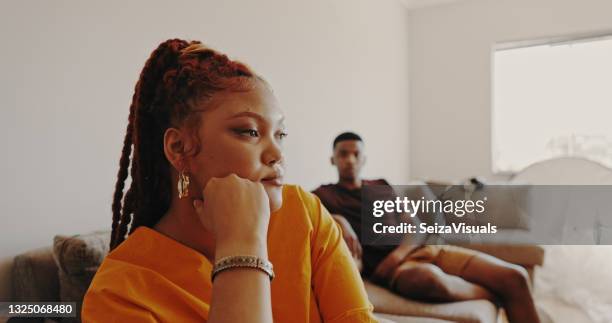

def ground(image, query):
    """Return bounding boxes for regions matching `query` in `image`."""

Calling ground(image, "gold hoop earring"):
[178,170,190,199]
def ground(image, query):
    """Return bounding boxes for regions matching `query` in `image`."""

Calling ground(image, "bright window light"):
[493,35,612,173]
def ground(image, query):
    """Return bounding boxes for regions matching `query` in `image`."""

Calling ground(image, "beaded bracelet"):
[211,255,275,282]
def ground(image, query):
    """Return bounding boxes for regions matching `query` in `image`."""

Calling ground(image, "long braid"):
[111,39,189,249]
[110,39,256,250]
[110,79,139,249]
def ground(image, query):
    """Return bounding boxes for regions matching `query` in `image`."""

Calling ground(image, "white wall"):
[408,0,612,182]
[0,0,410,257]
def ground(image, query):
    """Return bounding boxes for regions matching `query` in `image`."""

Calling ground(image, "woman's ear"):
[163,127,193,171]
[330,156,335,166]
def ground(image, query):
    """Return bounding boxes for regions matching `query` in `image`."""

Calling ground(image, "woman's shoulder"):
[88,239,166,285]
[86,227,211,296]
[83,254,210,321]
[85,256,153,300]
[85,233,212,309]
[282,184,318,205]
[276,184,330,232]
[281,185,324,216]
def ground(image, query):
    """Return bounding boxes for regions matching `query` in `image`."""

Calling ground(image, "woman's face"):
[186,81,286,212]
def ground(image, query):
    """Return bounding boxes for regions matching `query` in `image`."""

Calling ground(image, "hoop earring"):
[178,170,190,199]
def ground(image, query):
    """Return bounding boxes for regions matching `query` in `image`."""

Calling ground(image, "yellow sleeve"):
[299,188,378,323]
[81,261,210,323]
[82,288,158,323]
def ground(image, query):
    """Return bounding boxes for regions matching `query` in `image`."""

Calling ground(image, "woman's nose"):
[263,138,283,166]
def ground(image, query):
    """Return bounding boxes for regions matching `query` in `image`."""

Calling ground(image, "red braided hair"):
[110,39,257,250]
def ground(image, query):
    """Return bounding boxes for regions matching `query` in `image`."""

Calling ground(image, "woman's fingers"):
[195,173,271,256]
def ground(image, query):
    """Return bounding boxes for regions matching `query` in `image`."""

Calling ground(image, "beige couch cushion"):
[376,313,453,323]
[52,231,110,322]
[365,280,499,323]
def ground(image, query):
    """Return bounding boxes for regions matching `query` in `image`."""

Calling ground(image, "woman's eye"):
[237,129,259,137]
[277,131,288,140]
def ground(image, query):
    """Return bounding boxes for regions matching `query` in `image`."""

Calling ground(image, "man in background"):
[312,132,540,323]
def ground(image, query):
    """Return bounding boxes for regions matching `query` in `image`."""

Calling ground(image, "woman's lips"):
[261,177,284,186]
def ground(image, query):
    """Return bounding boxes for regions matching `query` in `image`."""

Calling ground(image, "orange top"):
[82,185,377,323]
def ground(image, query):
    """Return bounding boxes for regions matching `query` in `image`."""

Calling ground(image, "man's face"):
[331,140,365,181]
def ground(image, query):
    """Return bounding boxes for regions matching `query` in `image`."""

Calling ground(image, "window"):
[492,35,612,173]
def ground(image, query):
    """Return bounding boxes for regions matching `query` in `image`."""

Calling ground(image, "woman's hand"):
[195,174,274,323]
[192,173,271,259]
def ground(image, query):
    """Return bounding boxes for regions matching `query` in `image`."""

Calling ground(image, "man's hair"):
[333,132,363,149]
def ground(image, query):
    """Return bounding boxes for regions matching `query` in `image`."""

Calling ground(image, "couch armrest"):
[11,246,60,302]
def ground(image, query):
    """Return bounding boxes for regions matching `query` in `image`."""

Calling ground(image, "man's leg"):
[456,253,540,323]
[390,261,495,302]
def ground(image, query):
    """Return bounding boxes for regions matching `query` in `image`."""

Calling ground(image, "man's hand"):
[371,243,418,284]
[331,215,363,271]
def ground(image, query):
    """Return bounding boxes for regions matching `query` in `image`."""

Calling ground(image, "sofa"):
[0,229,543,323]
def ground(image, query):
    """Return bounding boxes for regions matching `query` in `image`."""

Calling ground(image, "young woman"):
[82,39,377,323]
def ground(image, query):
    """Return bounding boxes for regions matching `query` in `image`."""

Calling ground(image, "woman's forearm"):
[207,239,273,323]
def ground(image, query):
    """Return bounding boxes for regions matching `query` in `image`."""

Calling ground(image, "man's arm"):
[331,214,363,272]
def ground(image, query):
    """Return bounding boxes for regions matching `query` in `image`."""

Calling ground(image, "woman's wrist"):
[215,235,268,260]
[212,255,275,281]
